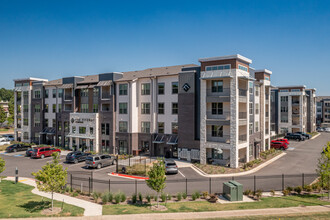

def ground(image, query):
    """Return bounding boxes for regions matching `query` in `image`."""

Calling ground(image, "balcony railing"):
[292,121,300,125]
[206,111,230,120]
[239,134,247,143]
[265,129,269,135]
[206,88,230,97]
[102,92,111,99]
[266,112,269,118]
[239,112,247,119]
[206,135,230,144]
[64,95,73,101]
[239,89,247,97]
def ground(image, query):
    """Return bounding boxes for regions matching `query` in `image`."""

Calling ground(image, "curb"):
[191,152,286,178]
[311,133,321,140]
[110,172,149,180]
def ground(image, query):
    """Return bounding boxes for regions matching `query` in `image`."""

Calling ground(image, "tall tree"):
[7,97,14,125]
[146,158,166,207]
[0,157,5,182]
[32,152,67,211]
[317,142,330,199]
[0,106,6,125]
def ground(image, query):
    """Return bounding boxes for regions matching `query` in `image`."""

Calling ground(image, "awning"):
[88,84,96,89]
[239,76,256,81]
[97,80,112,86]
[59,84,73,89]
[76,85,88,89]
[40,127,56,135]
[166,135,178,145]
[254,138,261,143]
[153,135,165,144]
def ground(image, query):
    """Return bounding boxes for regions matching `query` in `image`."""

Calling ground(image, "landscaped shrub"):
[92,192,101,201]
[294,186,303,194]
[193,191,200,199]
[191,193,197,201]
[107,192,113,202]
[167,194,172,200]
[102,193,108,204]
[72,191,79,197]
[182,192,187,199]
[138,192,143,202]
[161,193,166,202]
[202,191,209,199]
[243,189,252,196]
[154,195,158,202]
[303,185,312,193]
[176,193,182,201]
[255,189,263,200]
[114,193,121,204]
[131,194,137,204]
[286,186,293,192]
[65,186,72,193]
[126,164,148,176]
[270,189,275,196]
[120,192,126,202]
[146,195,151,203]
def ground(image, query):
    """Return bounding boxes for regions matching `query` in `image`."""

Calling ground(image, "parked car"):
[25,148,35,157]
[2,134,14,141]
[271,141,288,150]
[31,146,61,159]
[0,138,10,146]
[271,138,289,145]
[324,128,330,132]
[5,144,30,153]
[285,133,305,141]
[165,160,178,174]
[66,151,91,164]
[317,127,324,132]
[85,154,116,169]
[294,132,311,139]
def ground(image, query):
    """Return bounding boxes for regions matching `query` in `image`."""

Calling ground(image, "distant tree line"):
[0,88,14,126]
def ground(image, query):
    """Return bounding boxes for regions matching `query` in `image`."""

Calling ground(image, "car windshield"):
[86,157,93,161]
[166,162,176,166]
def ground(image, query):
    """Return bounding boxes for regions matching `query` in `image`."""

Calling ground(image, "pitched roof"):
[44,79,62,86]
[77,74,99,84]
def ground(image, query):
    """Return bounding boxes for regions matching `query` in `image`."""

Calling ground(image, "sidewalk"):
[4,176,102,216]
[4,204,330,220]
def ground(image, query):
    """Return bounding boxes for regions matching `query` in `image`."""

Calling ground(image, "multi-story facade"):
[271,86,316,134]
[316,96,330,127]
[13,54,274,168]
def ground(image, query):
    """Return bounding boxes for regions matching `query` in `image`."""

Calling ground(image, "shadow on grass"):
[18,201,51,213]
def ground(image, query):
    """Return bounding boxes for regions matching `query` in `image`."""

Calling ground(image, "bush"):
[72,191,79,197]
[138,192,143,202]
[154,195,158,202]
[286,186,293,192]
[102,193,108,204]
[255,189,263,200]
[182,192,187,199]
[303,185,312,193]
[92,192,101,201]
[194,191,200,199]
[191,193,197,201]
[167,194,172,200]
[146,195,151,203]
[108,192,113,202]
[294,186,303,194]
[202,191,209,199]
[176,193,182,201]
[65,186,72,193]
[161,193,166,202]
[243,189,252,196]
[126,164,147,176]
[120,193,126,202]
[270,190,275,196]
[131,194,137,204]
[282,189,290,196]
[114,193,121,204]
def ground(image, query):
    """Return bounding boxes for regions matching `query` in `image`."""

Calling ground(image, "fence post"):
[232,176,234,181]
[109,179,111,192]
[209,178,211,194]
[70,174,73,190]
[254,175,256,193]
[302,173,305,187]
[185,178,188,195]
[282,174,284,191]
[88,177,91,195]
[91,172,93,192]
[116,155,119,173]
[135,180,138,195]
[145,159,147,176]
[129,156,131,167]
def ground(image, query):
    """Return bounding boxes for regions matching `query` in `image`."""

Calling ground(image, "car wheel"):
[74,159,78,164]
[97,163,102,169]
[41,154,45,159]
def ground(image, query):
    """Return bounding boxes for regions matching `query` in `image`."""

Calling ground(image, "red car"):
[31,146,61,159]
[271,141,288,150]
[271,138,289,145]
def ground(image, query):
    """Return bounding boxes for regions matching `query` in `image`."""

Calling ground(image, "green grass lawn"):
[0,180,84,218]
[103,194,330,215]
[207,212,330,220]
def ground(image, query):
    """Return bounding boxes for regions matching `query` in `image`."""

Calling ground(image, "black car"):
[285,133,305,141]
[294,132,312,139]
[6,144,30,153]
[66,151,91,164]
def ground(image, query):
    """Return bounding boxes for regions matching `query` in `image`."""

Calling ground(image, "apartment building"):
[316,96,330,127]
[271,86,316,134]
[13,54,274,168]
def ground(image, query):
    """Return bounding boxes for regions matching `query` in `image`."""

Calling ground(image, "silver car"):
[165,160,178,174]
[85,154,116,169]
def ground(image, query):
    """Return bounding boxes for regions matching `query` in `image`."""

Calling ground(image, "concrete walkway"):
[3,205,330,220]
[4,176,102,216]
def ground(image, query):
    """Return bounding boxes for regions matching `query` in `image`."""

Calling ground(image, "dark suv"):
[6,144,30,153]
[285,133,305,141]
[294,132,311,139]
[66,151,91,164]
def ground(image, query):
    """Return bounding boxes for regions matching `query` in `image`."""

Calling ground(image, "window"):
[255,103,259,114]
[90,127,94,135]
[81,104,88,113]
[23,105,28,113]
[52,89,57,98]
[52,119,56,128]
[72,126,76,133]
[249,123,253,135]
[79,127,86,134]
[211,149,223,160]
[249,103,253,115]
[172,122,178,134]
[211,125,223,137]
[255,122,259,132]
[23,132,29,140]
[141,122,150,133]
[101,123,110,135]
[23,91,28,99]
[172,82,178,94]
[249,82,254,94]
[158,103,164,114]
[58,121,62,131]
[206,64,230,71]
[64,122,69,132]
[52,104,56,113]
[119,84,128,95]
[249,143,253,157]
[119,121,128,132]
[280,89,289,92]
[238,65,248,72]
[93,88,99,97]
[119,140,128,155]
[281,115,288,123]
[158,83,165,95]
[158,122,164,134]
[265,76,270,81]
[34,105,40,113]
[141,103,150,114]
[172,103,178,114]
[102,104,110,112]
[141,83,150,95]
[58,89,63,98]
[33,90,41,99]
[93,104,98,113]
[255,86,259,96]
[119,103,128,114]
[211,103,223,115]
[34,118,40,127]
[58,104,62,112]
[23,118,28,126]
[281,107,288,112]
[211,80,223,93]
[81,89,88,97]
[281,96,288,102]
[291,89,300,92]
[45,119,48,127]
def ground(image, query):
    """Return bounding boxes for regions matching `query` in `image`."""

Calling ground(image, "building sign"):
[182,83,191,92]
[71,118,95,124]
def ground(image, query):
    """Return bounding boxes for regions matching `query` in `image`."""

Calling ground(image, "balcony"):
[265,112,269,118]
[239,134,247,143]
[206,111,230,120]
[292,120,300,126]
[207,135,230,144]
[206,88,230,103]
[292,101,300,106]
[101,92,111,100]
[239,89,247,103]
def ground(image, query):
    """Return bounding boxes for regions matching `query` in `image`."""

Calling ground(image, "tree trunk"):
[51,191,54,211]
[157,192,159,208]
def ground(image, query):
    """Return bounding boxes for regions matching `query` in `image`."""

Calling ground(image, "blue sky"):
[1,0,329,95]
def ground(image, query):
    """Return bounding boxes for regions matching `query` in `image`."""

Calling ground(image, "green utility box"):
[229,181,243,201]
[223,182,237,201]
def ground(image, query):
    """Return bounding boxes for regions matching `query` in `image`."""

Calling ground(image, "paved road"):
[1,133,328,195]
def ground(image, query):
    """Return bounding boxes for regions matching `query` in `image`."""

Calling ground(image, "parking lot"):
[1,132,328,195]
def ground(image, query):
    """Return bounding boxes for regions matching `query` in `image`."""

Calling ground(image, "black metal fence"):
[115,156,156,174]
[67,172,321,196]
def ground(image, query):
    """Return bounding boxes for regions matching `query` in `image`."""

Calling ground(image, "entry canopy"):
[153,135,165,144]
[166,135,178,145]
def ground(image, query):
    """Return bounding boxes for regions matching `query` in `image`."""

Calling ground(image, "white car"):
[0,138,10,146]
[324,128,330,132]
[2,134,14,141]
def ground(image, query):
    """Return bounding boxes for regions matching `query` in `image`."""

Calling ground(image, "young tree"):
[0,157,5,182]
[32,152,67,211]
[7,97,14,126]
[317,142,330,199]
[146,158,166,207]
[0,106,6,126]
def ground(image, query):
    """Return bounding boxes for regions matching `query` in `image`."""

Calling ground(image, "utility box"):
[223,182,237,201]
[229,181,243,201]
